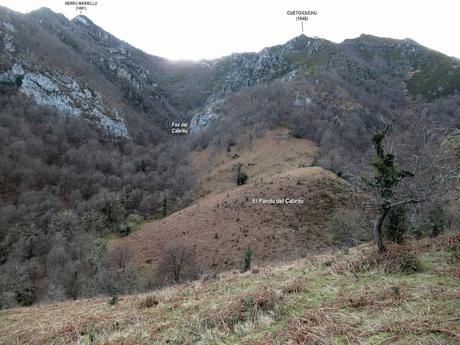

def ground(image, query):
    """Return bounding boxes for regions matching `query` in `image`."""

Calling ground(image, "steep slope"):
[192,128,319,197]
[341,34,460,100]
[0,6,190,139]
[114,166,370,272]
[190,34,460,132]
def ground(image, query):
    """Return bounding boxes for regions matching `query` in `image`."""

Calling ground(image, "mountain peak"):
[72,15,94,26]
[29,7,58,17]
[288,34,322,43]
[32,7,54,13]
[281,34,334,56]
[27,7,68,23]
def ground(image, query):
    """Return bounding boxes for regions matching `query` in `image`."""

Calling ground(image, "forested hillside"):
[0,84,194,306]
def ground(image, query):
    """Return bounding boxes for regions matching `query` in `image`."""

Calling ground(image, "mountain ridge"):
[2,6,460,136]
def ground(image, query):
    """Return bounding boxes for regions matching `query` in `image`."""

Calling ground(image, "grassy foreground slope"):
[0,235,458,344]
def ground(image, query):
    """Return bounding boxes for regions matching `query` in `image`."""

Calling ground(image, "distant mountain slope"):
[341,34,460,100]
[192,128,319,198]
[0,6,194,140]
[190,34,460,132]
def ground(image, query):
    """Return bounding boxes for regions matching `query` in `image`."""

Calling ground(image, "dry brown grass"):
[191,128,319,197]
[413,233,460,252]
[112,165,364,273]
[331,242,421,275]
[340,284,405,310]
[138,294,160,308]
[362,317,460,339]
[283,305,460,345]
[283,307,362,344]
[1,234,458,345]
[281,277,307,295]
[199,287,281,331]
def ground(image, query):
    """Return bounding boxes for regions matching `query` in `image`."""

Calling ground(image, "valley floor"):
[0,235,459,345]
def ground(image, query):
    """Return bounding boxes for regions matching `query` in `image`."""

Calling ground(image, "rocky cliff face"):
[0,10,127,136]
[0,7,178,138]
[70,15,158,92]
[0,62,128,136]
[189,35,338,131]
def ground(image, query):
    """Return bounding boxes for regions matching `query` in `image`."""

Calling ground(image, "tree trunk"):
[162,197,167,217]
[373,207,389,253]
[408,203,419,225]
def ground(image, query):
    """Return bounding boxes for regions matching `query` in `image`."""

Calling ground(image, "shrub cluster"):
[332,244,421,275]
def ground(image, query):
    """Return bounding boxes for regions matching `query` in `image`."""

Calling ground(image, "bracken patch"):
[199,287,281,331]
[282,307,361,344]
[331,243,420,275]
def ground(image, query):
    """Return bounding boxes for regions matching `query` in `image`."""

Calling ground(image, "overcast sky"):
[1,0,458,60]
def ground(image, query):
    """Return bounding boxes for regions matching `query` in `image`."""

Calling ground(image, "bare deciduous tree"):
[157,242,196,284]
[108,244,135,272]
